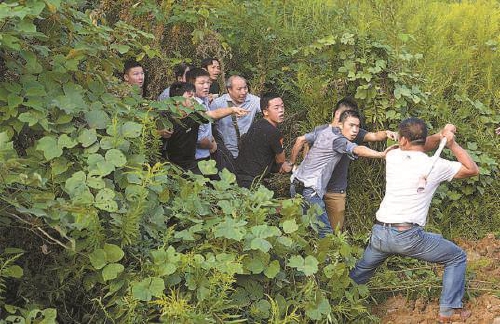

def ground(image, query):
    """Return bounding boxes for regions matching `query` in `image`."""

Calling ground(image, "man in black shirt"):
[236,93,292,188]
[160,82,248,174]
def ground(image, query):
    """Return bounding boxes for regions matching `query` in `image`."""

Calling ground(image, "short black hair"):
[333,96,358,115]
[123,60,142,75]
[260,92,281,113]
[169,82,195,97]
[398,117,428,145]
[201,57,220,69]
[185,67,210,84]
[173,63,191,79]
[339,109,360,123]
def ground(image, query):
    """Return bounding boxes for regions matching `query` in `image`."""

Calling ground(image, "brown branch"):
[5,211,70,250]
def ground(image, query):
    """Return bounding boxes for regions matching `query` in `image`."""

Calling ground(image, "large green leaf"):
[131,277,165,301]
[213,217,247,241]
[263,260,280,279]
[89,248,107,270]
[78,129,98,147]
[94,188,118,212]
[36,136,63,161]
[4,265,23,278]
[102,263,124,281]
[105,149,127,167]
[85,109,110,129]
[121,121,142,138]
[287,255,318,276]
[103,243,124,263]
[282,219,298,234]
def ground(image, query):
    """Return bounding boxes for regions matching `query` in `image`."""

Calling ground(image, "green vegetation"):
[0,0,498,322]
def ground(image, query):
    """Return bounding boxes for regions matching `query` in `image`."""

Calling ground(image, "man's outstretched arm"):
[363,130,398,142]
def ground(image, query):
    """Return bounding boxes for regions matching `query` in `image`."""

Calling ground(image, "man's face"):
[124,66,144,88]
[206,60,221,80]
[179,90,195,117]
[193,76,211,98]
[228,78,248,105]
[339,116,360,140]
[263,97,285,126]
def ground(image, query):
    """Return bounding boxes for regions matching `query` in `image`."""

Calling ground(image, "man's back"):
[376,148,461,226]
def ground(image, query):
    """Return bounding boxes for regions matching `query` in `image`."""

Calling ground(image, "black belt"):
[375,221,419,230]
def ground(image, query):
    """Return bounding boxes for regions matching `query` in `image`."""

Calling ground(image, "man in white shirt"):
[350,118,479,323]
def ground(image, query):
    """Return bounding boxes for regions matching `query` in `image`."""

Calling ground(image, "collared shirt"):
[195,97,212,160]
[157,87,170,101]
[376,149,461,226]
[210,93,261,158]
[293,126,358,198]
[304,124,368,192]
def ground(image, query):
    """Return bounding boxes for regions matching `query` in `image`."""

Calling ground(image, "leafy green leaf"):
[36,136,63,161]
[95,188,118,212]
[89,249,107,269]
[7,93,22,108]
[131,277,165,301]
[198,159,217,175]
[4,265,23,278]
[58,134,77,149]
[78,129,97,147]
[264,260,280,279]
[287,255,318,276]
[18,112,38,126]
[85,110,110,129]
[105,149,127,167]
[282,219,298,234]
[213,217,247,241]
[250,237,272,253]
[121,121,142,138]
[102,263,124,281]
[103,243,124,263]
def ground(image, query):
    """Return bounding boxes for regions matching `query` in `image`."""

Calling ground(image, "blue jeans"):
[350,224,467,308]
[290,185,333,238]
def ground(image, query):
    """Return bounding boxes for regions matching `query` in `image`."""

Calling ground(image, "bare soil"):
[373,234,500,324]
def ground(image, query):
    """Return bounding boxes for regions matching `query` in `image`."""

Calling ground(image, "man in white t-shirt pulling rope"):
[349,117,479,323]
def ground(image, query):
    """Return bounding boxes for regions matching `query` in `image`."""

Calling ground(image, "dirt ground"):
[373,234,500,324]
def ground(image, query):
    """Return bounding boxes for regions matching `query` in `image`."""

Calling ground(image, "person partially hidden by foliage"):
[123,59,145,97]
[186,67,237,174]
[235,93,292,188]
[349,118,479,323]
[201,57,222,98]
[157,62,193,100]
[290,110,393,238]
[159,82,248,174]
[290,97,398,231]
[210,75,261,159]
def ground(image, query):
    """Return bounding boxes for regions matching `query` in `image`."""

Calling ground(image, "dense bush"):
[1,0,498,322]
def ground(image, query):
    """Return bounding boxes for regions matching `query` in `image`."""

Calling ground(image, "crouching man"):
[349,118,478,323]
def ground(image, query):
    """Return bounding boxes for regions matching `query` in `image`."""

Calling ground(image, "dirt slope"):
[374,234,500,324]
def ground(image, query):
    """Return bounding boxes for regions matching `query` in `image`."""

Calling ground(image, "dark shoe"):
[437,309,471,323]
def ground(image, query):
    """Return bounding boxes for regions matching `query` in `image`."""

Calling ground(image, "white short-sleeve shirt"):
[376,149,461,226]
